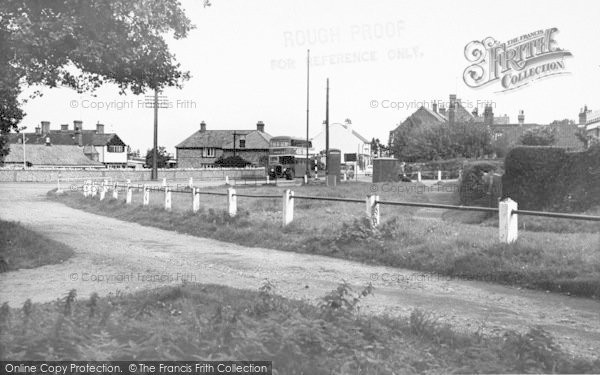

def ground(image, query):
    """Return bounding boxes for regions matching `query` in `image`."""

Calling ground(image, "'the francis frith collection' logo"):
[463,27,572,92]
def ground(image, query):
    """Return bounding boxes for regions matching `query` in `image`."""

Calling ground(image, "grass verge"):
[0,219,74,272]
[49,184,600,299]
[1,282,598,373]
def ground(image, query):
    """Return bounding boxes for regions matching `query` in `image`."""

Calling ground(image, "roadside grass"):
[0,220,74,272]
[1,282,598,374]
[50,182,600,298]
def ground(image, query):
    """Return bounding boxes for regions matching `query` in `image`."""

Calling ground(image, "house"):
[389,94,584,157]
[310,119,372,170]
[175,121,272,168]
[6,120,128,167]
[579,105,600,139]
[3,143,105,169]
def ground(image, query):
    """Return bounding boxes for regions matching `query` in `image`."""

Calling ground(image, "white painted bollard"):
[188,177,193,189]
[91,181,97,197]
[417,171,422,183]
[192,188,200,213]
[343,172,347,181]
[99,181,106,201]
[266,175,270,185]
[227,188,237,217]
[164,187,172,211]
[499,198,518,244]
[56,178,63,194]
[282,189,294,226]
[437,170,442,182]
[225,176,230,185]
[366,195,380,228]
[112,183,118,199]
[304,175,308,184]
[82,181,88,197]
[126,185,132,204]
[143,185,150,206]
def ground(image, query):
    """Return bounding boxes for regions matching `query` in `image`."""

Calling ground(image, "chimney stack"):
[432,101,438,113]
[579,106,588,125]
[61,124,69,131]
[448,95,456,125]
[256,121,265,132]
[484,105,494,126]
[35,126,41,135]
[200,121,206,132]
[41,121,50,134]
[439,105,447,117]
[518,110,525,126]
[96,123,104,134]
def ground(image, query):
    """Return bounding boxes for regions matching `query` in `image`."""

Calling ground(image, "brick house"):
[175,121,272,168]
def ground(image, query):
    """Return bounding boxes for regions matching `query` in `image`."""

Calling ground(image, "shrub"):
[214,155,252,168]
[459,160,503,206]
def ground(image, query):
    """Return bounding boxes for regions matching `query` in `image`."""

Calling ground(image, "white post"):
[192,187,200,213]
[458,169,462,180]
[282,189,294,226]
[225,175,230,185]
[366,195,380,228]
[56,177,63,194]
[126,185,132,205]
[343,172,347,182]
[437,170,442,182]
[303,175,308,184]
[417,171,422,183]
[188,177,193,189]
[112,183,118,200]
[266,175,270,185]
[99,181,106,201]
[91,181,98,197]
[499,198,518,244]
[143,185,150,206]
[82,180,88,197]
[164,187,172,211]
[162,178,167,187]
[227,188,237,217]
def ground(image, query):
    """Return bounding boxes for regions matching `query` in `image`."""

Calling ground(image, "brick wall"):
[0,167,265,182]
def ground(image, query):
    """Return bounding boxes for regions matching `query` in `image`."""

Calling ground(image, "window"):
[239,139,246,148]
[108,145,124,153]
[202,147,215,157]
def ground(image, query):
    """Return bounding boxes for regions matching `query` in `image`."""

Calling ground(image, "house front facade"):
[175,121,272,168]
[311,119,371,170]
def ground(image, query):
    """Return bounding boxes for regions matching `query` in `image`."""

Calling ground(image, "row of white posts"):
[82,180,519,244]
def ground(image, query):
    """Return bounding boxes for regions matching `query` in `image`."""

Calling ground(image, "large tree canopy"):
[0,0,203,160]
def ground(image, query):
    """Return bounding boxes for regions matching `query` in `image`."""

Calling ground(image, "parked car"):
[365,164,373,176]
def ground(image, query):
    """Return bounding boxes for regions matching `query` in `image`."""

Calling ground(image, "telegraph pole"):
[325,78,329,177]
[305,49,310,177]
[151,89,158,180]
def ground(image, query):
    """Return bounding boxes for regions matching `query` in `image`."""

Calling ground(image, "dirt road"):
[1,183,599,358]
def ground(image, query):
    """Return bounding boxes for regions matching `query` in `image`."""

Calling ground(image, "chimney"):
[61,124,69,131]
[448,95,456,125]
[256,120,265,132]
[96,123,104,134]
[35,126,41,135]
[518,110,525,126]
[439,105,447,117]
[200,121,206,132]
[472,107,479,117]
[432,101,438,113]
[45,136,51,146]
[579,106,588,125]
[484,105,494,126]
[41,121,50,134]
[74,120,83,132]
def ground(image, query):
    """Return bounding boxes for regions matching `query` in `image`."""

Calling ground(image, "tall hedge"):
[502,145,600,211]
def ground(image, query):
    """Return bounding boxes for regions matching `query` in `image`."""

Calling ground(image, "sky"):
[17,0,600,154]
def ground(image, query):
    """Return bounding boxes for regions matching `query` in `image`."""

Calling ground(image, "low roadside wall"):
[0,168,265,183]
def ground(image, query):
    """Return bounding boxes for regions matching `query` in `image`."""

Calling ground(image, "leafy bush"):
[459,160,503,206]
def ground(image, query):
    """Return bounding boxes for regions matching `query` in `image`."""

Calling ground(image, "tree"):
[145,147,170,168]
[0,0,208,161]
[519,126,557,146]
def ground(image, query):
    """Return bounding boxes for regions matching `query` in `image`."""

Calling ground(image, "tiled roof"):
[6,130,125,147]
[4,144,104,166]
[176,129,272,149]
[222,131,272,149]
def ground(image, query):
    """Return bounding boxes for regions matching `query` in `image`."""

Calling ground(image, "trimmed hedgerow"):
[459,160,503,206]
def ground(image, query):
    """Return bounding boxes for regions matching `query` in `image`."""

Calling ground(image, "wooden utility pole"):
[305,49,310,177]
[325,78,329,176]
[151,89,158,180]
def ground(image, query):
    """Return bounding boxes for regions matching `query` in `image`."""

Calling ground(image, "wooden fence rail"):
[81,180,600,245]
